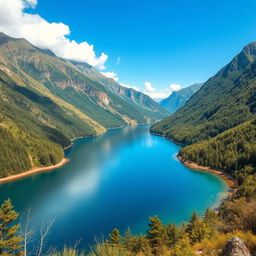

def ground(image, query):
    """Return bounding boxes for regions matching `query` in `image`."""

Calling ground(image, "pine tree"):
[186,211,198,235]
[108,228,121,245]
[166,224,180,247]
[124,227,135,252]
[0,199,23,256]
[147,216,166,255]
[134,235,152,256]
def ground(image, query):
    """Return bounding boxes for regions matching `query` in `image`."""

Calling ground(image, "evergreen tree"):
[147,216,166,255]
[133,235,152,256]
[124,227,135,252]
[186,211,212,243]
[0,199,23,256]
[108,228,121,245]
[186,212,198,235]
[166,224,180,247]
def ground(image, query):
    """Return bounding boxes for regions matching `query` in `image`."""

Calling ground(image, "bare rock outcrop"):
[222,237,251,256]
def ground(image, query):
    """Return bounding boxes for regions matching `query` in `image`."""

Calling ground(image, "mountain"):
[71,60,167,116]
[160,83,203,113]
[151,42,256,145]
[0,32,168,177]
[179,118,256,177]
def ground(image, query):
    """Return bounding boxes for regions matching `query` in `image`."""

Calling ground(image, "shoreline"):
[151,131,236,198]
[150,131,236,190]
[0,158,69,184]
[0,123,152,184]
[150,132,186,146]
[178,156,236,188]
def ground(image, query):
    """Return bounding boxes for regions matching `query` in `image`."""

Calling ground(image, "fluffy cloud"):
[120,83,139,91]
[100,72,139,91]
[144,81,155,92]
[101,72,119,81]
[0,0,108,69]
[143,82,182,99]
[170,83,182,91]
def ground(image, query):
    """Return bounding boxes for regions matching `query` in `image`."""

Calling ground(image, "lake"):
[0,125,228,249]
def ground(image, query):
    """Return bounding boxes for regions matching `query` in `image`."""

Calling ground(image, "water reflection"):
[0,125,228,249]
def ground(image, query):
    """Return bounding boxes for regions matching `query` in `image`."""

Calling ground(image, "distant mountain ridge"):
[0,32,168,177]
[151,42,256,145]
[151,41,256,200]
[160,83,203,113]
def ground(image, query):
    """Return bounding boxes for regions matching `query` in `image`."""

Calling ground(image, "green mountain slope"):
[0,32,167,177]
[179,119,256,175]
[151,42,256,145]
[179,118,256,199]
[71,60,169,119]
[160,83,202,113]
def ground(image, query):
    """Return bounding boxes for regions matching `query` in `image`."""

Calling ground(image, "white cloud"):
[144,81,155,92]
[101,71,119,81]
[100,72,139,91]
[0,0,108,69]
[120,83,139,91]
[170,83,182,91]
[143,81,182,100]
[143,91,170,99]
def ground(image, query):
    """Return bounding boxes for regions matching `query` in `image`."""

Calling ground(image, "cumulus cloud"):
[144,81,155,92]
[101,71,119,81]
[100,72,139,91]
[0,0,108,69]
[120,83,139,91]
[170,83,182,91]
[143,81,182,100]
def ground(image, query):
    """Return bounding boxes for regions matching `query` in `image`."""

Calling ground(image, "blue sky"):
[1,0,256,98]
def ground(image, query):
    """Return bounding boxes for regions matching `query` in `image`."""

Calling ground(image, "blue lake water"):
[0,125,228,249]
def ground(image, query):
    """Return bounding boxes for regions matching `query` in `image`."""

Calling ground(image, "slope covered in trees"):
[179,119,256,199]
[0,32,168,177]
[151,42,256,145]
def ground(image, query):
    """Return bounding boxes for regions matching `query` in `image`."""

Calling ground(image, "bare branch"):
[36,217,55,256]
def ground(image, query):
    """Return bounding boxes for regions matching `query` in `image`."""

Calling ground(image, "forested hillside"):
[179,119,256,198]
[151,42,256,145]
[0,32,167,178]
[151,42,256,207]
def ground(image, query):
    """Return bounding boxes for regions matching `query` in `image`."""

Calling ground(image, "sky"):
[1,0,256,99]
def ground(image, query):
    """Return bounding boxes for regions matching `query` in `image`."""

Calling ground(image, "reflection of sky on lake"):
[0,125,228,250]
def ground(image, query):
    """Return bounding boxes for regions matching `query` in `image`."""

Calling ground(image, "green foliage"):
[177,119,256,200]
[109,228,121,245]
[90,243,128,256]
[147,216,167,255]
[151,43,256,145]
[0,127,31,176]
[0,32,168,177]
[179,119,256,175]
[0,199,23,256]
[166,224,180,247]
[219,198,256,233]
[52,247,86,256]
